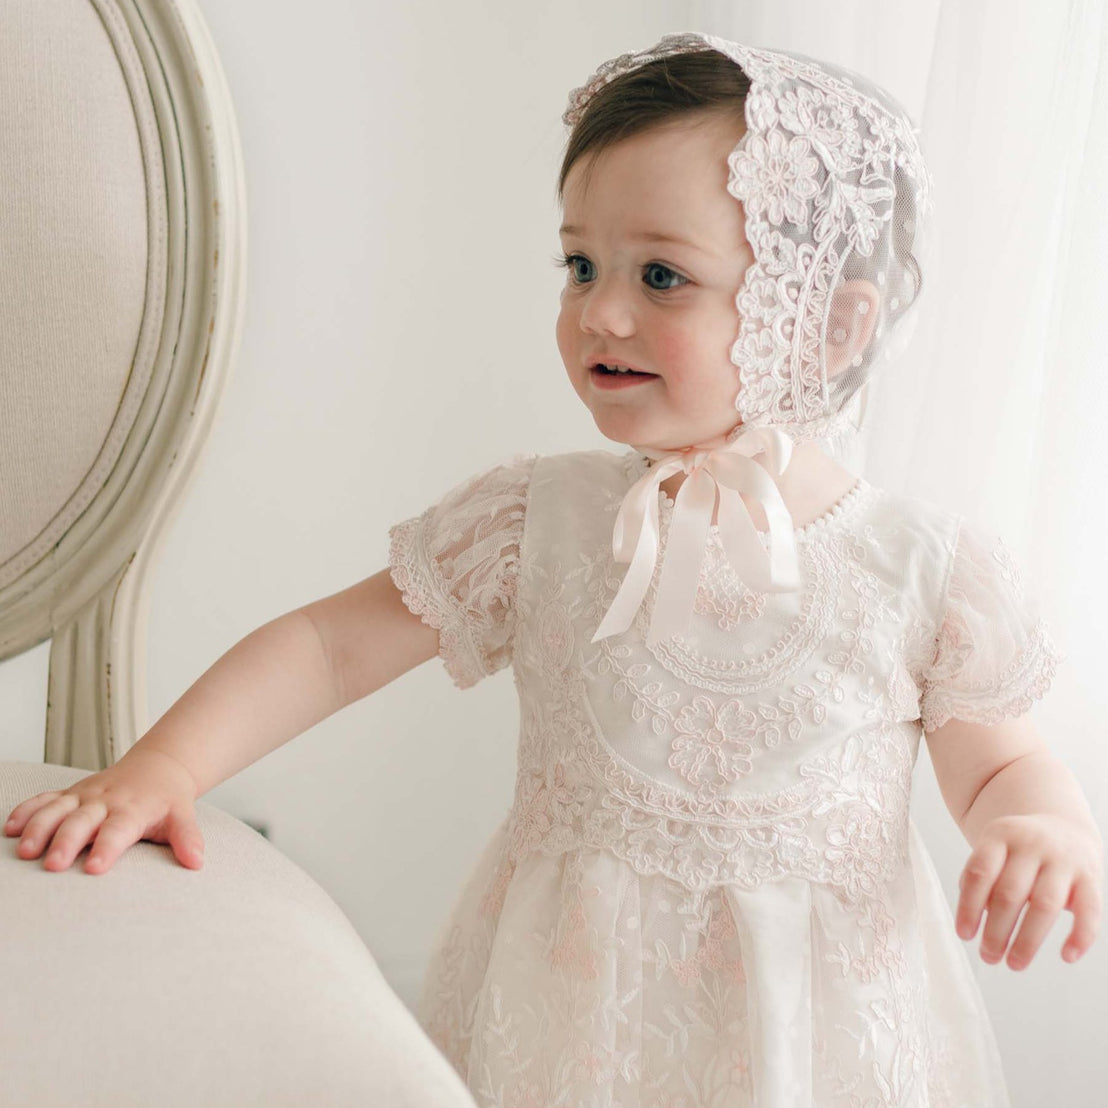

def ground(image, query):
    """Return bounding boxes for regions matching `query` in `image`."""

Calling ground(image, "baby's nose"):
[579,280,635,338]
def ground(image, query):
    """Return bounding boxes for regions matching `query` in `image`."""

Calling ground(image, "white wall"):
[2,2,1103,1103]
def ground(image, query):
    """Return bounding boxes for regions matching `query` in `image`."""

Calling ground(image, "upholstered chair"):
[0,2,473,1103]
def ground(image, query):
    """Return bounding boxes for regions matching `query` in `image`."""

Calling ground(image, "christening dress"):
[387,447,1061,1108]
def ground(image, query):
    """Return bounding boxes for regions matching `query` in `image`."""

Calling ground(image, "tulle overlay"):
[388,449,1062,1108]
[419,822,1002,1107]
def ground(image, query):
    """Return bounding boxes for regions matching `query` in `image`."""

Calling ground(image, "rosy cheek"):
[655,333,693,378]
[554,311,576,364]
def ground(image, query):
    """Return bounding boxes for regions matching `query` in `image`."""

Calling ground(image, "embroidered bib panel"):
[506,450,952,900]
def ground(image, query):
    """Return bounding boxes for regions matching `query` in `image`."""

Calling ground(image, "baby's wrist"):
[116,743,202,800]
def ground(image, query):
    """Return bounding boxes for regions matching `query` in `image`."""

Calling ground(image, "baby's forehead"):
[570,112,745,178]
[560,154,751,259]
[565,114,745,200]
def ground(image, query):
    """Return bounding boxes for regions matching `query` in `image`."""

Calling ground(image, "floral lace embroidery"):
[510,656,916,899]
[610,452,885,697]
[666,892,747,987]
[920,620,1062,732]
[498,463,919,896]
[992,536,1026,603]
[669,696,759,788]
[692,537,767,631]
[387,455,536,689]
[919,524,1066,732]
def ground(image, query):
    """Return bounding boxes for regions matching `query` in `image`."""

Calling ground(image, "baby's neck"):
[655,441,858,531]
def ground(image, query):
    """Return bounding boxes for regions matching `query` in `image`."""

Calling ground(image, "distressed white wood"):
[0,0,246,768]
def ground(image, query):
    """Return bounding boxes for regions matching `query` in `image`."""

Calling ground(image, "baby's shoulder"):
[866,483,962,540]
[856,483,964,601]
[443,449,624,524]
[526,447,639,494]
[475,447,621,478]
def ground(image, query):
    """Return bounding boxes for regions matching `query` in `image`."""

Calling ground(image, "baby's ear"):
[825,279,881,381]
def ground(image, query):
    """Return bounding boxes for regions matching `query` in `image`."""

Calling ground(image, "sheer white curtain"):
[697,0,1108,1100]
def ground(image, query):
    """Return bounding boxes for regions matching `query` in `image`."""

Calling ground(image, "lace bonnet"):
[563,31,934,449]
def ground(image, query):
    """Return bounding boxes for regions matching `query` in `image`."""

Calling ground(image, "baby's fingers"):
[4,790,65,836]
[164,808,204,871]
[40,801,109,871]
[83,812,148,874]
[976,852,1041,964]
[1004,864,1070,969]
[12,794,81,860]
[956,838,1008,941]
[1062,873,1102,963]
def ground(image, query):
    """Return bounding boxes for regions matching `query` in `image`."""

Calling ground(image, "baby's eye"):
[555,253,595,285]
[643,262,688,291]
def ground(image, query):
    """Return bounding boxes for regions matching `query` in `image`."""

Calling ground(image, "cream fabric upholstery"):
[0,0,148,569]
[0,760,477,1107]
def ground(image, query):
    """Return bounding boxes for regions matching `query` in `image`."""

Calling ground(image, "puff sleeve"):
[387,454,537,689]
[918,520,1065,733]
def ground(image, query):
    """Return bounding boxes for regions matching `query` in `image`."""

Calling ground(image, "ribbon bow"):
[593,426,802,646]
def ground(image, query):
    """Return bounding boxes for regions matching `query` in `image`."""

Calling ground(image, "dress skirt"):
[417,820,1008,1108]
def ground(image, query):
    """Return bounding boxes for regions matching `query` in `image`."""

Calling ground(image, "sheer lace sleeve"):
[387,454,537,689]
[918,520,1065,732]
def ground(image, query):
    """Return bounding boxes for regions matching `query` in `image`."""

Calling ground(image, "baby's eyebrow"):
[558,224,712,254]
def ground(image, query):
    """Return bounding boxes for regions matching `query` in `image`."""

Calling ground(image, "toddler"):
[5,31,1102,1108]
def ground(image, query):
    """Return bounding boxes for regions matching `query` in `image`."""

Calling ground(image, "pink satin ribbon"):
[593,426,802,645]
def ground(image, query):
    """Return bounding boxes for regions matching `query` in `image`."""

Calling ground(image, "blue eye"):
[643,262,687,291]
[555,253,595,284]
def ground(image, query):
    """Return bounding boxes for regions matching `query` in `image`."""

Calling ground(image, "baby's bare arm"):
[134,568,438,797]
[926,715,1103,968]
[299,567,441,710]
[4,569,438,872]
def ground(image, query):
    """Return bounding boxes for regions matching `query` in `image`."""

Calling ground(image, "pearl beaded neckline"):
[625,451,875,544]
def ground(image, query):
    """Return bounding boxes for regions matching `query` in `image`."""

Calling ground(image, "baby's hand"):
[3,747,204,874]
[955,813,1103,969]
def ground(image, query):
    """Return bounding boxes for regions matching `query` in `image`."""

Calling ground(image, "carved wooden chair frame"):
[0,0,246,769]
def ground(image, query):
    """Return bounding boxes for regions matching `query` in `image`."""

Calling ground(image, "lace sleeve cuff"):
[388,518,485,689]
[918,520,1066,732]
[919,622,1064,732]
[387,455,536,690]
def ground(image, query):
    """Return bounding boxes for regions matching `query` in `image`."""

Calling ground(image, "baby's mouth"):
[592,363,657,378]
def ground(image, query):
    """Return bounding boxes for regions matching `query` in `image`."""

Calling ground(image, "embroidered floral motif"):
[991,536,1026,602]
[693,535,768,631]
[666,894,747,989]
[730,129,822,226]
[669,696,759,789]
[920,620,1061,732]
[387,454,537,690]
[919,521,1065,731]
[548,851,601,980]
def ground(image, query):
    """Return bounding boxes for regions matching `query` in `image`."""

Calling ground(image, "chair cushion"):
[0,760,475,1107]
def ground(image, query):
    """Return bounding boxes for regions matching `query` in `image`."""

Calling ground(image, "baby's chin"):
[616,422,747,456]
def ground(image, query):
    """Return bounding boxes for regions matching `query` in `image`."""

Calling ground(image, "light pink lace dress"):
[387,448,1061,1108]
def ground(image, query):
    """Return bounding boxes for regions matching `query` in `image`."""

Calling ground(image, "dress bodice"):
[508,450,949,896]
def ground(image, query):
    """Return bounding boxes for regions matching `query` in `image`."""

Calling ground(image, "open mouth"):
[591,363,657,379]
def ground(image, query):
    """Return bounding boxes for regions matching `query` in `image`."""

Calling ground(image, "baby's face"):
[556,111,754,453]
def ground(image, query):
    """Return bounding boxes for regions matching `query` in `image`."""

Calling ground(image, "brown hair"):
[557,51,751,201]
